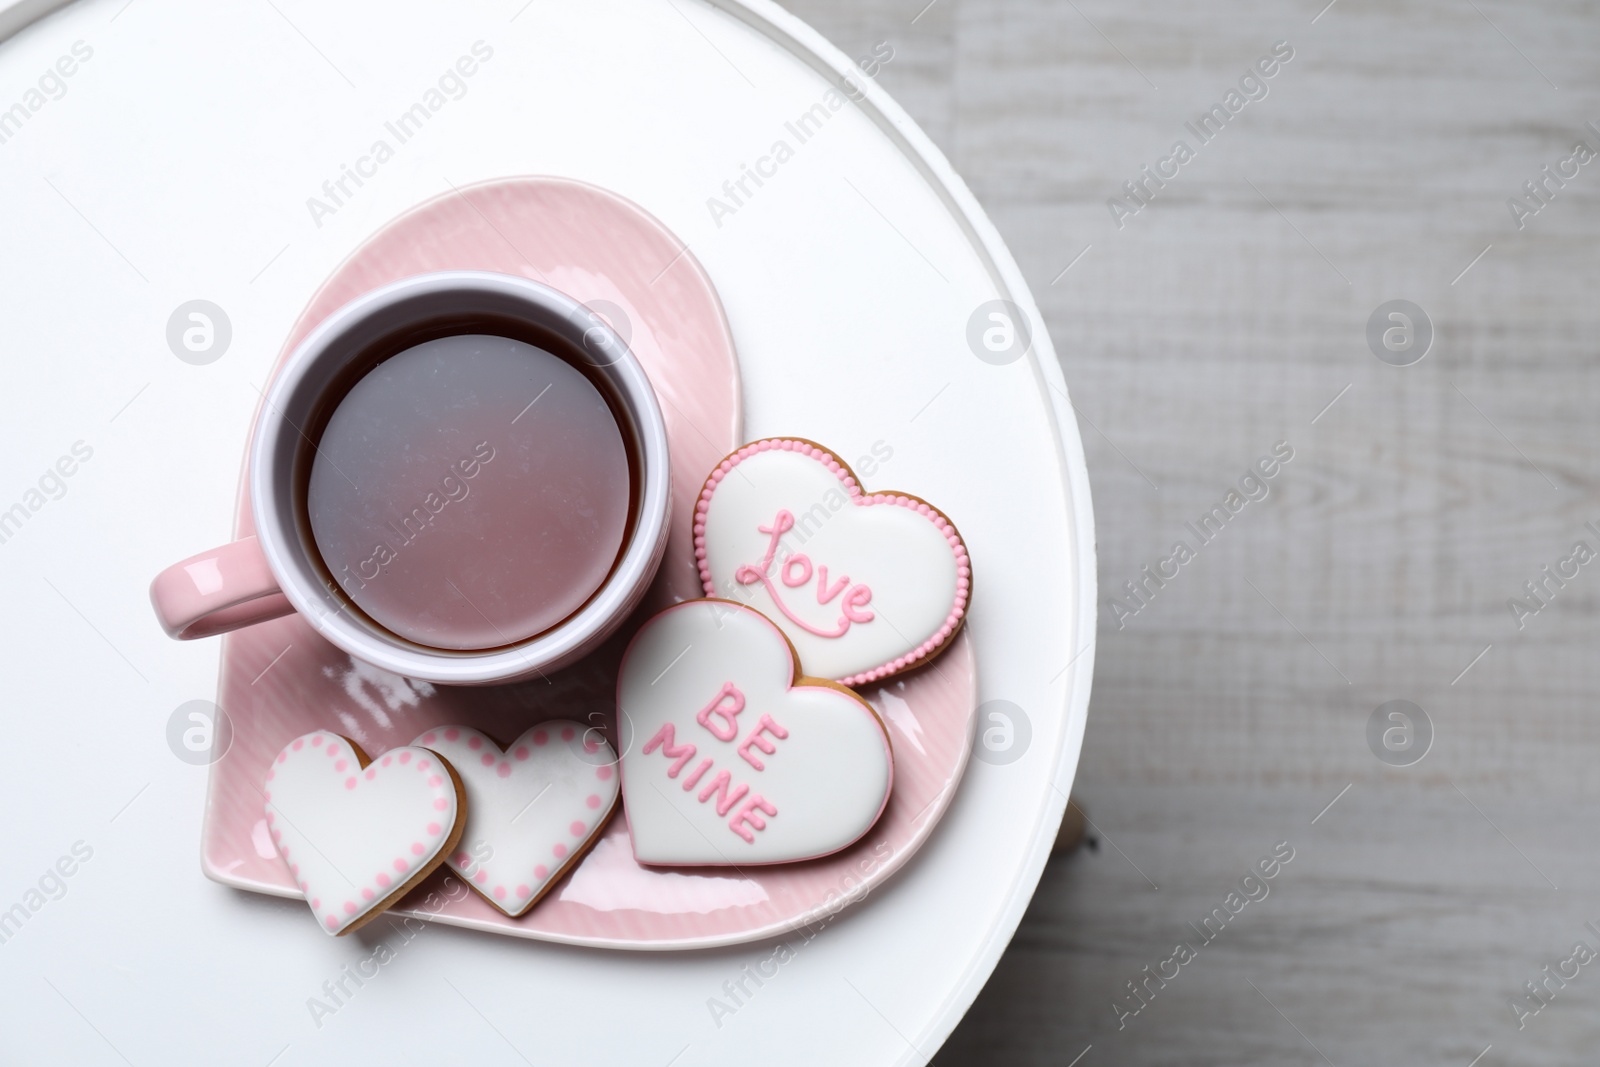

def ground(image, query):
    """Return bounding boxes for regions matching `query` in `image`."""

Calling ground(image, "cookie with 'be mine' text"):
[695,438,970,687]
[264,731,465,935]
[617,598,893,866]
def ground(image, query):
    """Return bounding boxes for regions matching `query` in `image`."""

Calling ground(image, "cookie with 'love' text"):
[694,438,970,687]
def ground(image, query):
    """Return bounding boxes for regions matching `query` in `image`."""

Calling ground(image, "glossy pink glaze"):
[200,177,977,949]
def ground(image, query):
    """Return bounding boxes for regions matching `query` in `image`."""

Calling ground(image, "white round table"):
[0,1,1094,1062]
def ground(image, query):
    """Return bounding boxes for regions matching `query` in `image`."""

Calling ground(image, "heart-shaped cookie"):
[411,723,620,917]
[264,731,464,935]
[617,599,893,865]
[695,438,970,686]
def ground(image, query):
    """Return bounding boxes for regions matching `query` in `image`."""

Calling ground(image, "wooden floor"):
[783,1,1600,1063]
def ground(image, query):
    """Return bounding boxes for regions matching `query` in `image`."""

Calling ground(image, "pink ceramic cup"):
[149,272,672,685]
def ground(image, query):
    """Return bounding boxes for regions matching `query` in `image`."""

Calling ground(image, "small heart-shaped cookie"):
[264,731,464,935]
[695,438,970,686]
[411,723,620,917]
[618,599,893,865]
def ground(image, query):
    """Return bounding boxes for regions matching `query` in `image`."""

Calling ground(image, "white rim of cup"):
[250,271,672,685]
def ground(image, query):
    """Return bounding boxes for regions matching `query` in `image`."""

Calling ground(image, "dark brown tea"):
[307,333,632,650]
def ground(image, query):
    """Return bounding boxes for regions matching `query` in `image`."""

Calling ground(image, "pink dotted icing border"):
[265,731,454,933]
[693,438,971,687]
[418,725,616,913]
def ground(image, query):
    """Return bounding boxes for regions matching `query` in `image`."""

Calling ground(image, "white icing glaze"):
[617,599,893,865]
[264,731,459,935]
[410,723,619,917]
[696,441,968,684]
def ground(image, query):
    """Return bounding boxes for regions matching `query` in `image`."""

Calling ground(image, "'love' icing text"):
[733,509,875,639]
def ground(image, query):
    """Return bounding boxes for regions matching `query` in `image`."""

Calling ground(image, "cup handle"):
[150,536,295,639]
